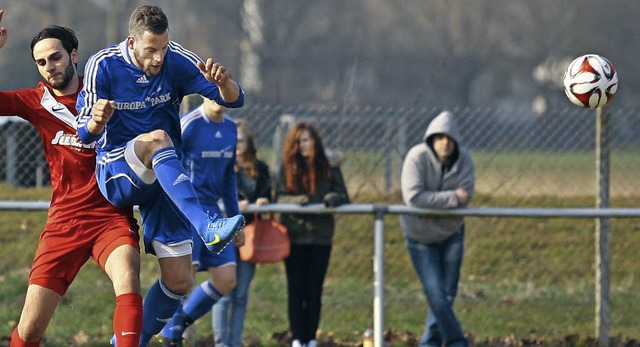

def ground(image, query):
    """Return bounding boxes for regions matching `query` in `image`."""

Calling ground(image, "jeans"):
[212,256,256,347]
[405,225,468,347]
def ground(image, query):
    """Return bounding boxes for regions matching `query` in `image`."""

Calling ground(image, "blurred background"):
[0,0,638,109]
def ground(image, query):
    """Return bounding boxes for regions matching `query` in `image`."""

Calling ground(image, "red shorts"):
[28,216,140,296]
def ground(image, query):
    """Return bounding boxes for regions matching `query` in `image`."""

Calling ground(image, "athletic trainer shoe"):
[201,214,245,253]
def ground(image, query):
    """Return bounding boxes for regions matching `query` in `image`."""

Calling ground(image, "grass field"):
[1,179,640,346]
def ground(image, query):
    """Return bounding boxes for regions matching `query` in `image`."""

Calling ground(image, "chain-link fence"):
[3,105,639,199]
[225,105,638,201]
[1,105,640,342]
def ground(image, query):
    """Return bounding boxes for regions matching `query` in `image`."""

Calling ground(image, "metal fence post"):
[6,128,17,186]
[373,205,387,347]
[595,107,611,346]
[384,117,395,192]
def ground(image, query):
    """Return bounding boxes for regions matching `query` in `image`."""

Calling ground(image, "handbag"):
[239,213,290,263]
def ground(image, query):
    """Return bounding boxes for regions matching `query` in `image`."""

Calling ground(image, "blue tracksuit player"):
[181,108,239,219]
[75,5,245,346]
[161,98,243,346]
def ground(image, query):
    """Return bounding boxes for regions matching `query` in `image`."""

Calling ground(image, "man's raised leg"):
[131,132,243,252]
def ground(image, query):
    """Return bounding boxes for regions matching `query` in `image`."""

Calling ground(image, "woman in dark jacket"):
[276,122,349,347]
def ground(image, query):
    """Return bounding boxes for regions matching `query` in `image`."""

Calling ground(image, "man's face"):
[432,133,455,162]
[32,38,77,91]
[129,30,169,76]
[203,99,226,120]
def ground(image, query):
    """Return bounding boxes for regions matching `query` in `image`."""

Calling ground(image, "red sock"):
[113,293,143,347]
[10,327,40,347]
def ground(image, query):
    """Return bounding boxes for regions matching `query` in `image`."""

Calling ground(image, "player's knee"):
[134,130,175,165]
[112,272,141,296]
[212,276,236,295]
[148,129,173,147]
[106,246,142,295]
[164,276,194,295]
[18,321,46,342]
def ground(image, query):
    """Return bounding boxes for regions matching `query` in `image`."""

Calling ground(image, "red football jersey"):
[0,78,132,223]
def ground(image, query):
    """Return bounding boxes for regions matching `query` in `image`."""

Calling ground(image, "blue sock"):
[161,281,223,340]
[152,147,208,232]
[140,279,184,347]
[183,280,224,321]
[161,302,189,340]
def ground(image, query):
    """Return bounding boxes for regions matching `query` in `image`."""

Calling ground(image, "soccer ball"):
[562,54,618,109]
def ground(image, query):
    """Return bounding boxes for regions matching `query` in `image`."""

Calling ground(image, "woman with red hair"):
[276,122,350,347]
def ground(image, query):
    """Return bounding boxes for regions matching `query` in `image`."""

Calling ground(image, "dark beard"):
[50,62,76,90]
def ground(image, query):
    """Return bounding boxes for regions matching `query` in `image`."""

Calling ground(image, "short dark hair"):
[129,5,169,38]
[30,25,78,61]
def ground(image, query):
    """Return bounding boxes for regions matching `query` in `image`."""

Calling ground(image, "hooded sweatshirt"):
[400,110,475,244]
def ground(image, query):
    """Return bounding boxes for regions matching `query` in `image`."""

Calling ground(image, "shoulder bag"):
[239,213,290,263]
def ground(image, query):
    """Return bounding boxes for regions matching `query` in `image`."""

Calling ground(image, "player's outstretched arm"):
[0,10,9,49]
[197,58,241,103]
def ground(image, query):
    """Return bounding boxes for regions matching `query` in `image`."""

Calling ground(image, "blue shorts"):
[193,201,236,270]
[95,141,193,255]
[193,234,236,271]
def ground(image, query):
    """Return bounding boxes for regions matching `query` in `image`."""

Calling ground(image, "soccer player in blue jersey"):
[160,98,242,347]
[75,5,245,346]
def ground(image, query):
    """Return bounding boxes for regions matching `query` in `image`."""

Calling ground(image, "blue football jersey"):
[76,39,244,157]
[181,106,239,217]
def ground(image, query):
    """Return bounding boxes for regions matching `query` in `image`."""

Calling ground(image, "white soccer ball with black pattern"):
[562,54,618,109]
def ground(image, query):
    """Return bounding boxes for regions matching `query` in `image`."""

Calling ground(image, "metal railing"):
[2,201,637,345]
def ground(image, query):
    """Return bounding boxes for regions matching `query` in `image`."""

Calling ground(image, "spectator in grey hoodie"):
[400,110,474,347]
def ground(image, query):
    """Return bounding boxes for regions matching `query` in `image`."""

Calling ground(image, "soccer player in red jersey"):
[0,10,143,347]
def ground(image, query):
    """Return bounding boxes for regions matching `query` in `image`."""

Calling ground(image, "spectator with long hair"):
[212,120,271,347]
[276,122,350,347]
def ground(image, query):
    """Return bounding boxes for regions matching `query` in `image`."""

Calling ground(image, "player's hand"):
[91,99,116,127]
[0,10,8,49]
[233,228,245,247]
[197,58,230,86]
